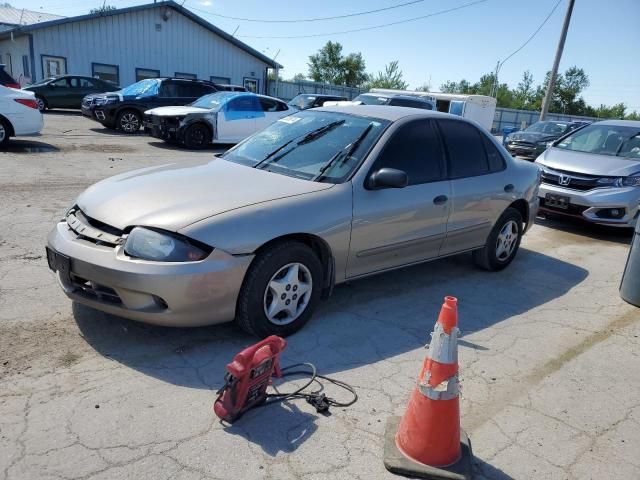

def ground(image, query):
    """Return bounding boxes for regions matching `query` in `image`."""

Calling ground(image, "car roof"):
[295,93,345,98]
[591,119,640,127]
[316,104,461,122]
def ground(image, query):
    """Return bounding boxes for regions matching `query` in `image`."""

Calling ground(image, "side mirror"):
[368,168,409,190]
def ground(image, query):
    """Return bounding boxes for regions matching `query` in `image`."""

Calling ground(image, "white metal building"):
[0,1,281,91]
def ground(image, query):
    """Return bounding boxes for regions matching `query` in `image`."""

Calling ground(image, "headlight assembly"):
[622,174,640,187]
[124,227,212,262]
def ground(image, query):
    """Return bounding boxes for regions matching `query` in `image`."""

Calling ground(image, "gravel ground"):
[0,112,638,480]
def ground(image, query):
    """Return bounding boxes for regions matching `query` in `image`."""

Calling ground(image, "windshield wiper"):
[253,119,346,170]
[311,123,374,182]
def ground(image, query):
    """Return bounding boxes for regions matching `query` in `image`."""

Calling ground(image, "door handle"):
[433,195,448,205]
[504,184,515,193]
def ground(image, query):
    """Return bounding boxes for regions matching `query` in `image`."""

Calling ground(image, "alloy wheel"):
[495,220,519,261]
[263,262,313,325]
[36,98,46,111]
[120,113,140,133]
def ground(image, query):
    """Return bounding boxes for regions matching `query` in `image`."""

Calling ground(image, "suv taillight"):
[14,98,38,109]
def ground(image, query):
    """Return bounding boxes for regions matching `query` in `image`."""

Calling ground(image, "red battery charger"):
[214,335,287,423]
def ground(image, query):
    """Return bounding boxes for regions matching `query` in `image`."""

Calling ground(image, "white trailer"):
[369,89,497,132]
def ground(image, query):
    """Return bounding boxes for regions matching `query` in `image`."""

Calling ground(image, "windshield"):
[120,79,160,97]
[221,110,389,182]
[555,124,640,159]
[190,92,232,110]
[288,95,316,109]
[353,94,390,105]
[526,121,569,135]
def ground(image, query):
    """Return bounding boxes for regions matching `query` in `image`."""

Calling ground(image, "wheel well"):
[0,114,15,137]
[255,234,335,299]
[117,108,142,119]
[509,199,529,228]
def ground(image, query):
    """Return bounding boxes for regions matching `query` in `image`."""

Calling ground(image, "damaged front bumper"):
[46,218,254,327]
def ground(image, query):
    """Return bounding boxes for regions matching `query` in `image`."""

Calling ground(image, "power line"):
[234,0,489,39]
[490,0,562,97]
[188,0,425,23]
[500,0,563,66]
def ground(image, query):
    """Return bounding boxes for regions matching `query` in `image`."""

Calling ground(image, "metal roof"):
[0,1,282,69]
[0,6,64,27]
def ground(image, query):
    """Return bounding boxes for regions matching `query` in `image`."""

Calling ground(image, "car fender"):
[178,182,353,282]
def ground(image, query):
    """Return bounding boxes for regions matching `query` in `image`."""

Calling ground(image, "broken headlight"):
[124,227,212,262]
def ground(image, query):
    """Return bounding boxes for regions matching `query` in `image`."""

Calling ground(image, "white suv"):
[0,85,43,147]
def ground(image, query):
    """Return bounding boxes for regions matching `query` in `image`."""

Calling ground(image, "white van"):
[369,89,496,132]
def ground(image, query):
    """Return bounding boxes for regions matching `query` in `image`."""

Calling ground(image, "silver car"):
[537,120,640,228]
[46,106,540,336]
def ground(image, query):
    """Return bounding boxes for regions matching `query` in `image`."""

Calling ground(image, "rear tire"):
[0,117,10,147]
[35,96,47,112]
[183,123,212,149]
[117,109,141,133]
[236,241,323,338]
[473,207,523,271]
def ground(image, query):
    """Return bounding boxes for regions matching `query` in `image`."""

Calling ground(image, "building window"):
[211,76,231,85]
[41,55,67,77]
[92,63,119,85]
[243,77,259,93]
[136,68,160,82]
[22,55,30,78]
[175,72,196,80]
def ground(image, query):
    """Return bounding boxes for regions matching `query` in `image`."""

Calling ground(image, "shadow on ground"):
[74,247,588,387]
[90,127,145,136]
[536,214,633,245]
[147,140,232,154]
[3,139,59,153]
[474,457,515,480]
[73,247,588,454]
[44,109,83,116]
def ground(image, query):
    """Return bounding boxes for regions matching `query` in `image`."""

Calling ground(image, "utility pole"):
[540,0,575,120]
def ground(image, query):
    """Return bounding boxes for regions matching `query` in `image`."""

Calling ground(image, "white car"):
[0,85,43,147]
[143,92,294,148]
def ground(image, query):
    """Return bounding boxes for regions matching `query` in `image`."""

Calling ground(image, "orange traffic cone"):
[383,296,474,480]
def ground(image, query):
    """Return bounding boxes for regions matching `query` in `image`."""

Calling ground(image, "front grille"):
[66,208,124,247]
[71,275,122,305]
[541,168,611,192]
[82,98,93,108]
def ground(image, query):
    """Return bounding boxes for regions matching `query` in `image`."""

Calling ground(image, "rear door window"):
[482,135,506,172]
[372,119,445,185]
[227,96,261,112]
[438,119,490,178]
[259,97,279,112]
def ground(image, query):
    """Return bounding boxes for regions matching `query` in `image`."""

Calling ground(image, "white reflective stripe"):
[428,324,459,364]
[418,374,459,401]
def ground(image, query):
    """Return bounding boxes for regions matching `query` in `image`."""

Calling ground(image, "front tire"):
[117,109,142,133]
[183,123,212,149]
[473,207,523,271]
[236,241,323,337]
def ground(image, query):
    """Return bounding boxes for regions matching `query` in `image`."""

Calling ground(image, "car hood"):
[76,158,333,232]
[536,147,640,177]
[508,131,557,143]
[145,106,210,116]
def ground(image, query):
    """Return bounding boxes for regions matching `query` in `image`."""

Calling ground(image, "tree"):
[513,71,535,110]
[291,73,306,82]
[365,61,408,90]
[307,41,367,87]
[90,5,116,14]
[415,82,431,92]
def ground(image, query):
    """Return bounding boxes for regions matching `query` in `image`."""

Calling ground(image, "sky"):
[15,0,640,112]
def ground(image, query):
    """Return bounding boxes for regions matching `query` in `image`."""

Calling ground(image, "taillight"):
[14,98,38,109]
[6,83,20,89]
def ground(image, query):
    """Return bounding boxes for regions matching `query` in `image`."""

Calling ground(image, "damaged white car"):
[143,91,294,148]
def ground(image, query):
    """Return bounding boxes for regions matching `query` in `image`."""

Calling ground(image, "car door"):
[217,95,260,142]
[436,119,511,256]
[65,77,89,108]
[46,77,71,108]
[347,119,452,278]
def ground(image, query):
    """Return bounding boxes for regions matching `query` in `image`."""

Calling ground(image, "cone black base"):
[383,416,474,480]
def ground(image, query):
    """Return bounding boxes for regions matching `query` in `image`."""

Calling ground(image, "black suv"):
[82,78,222,133]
